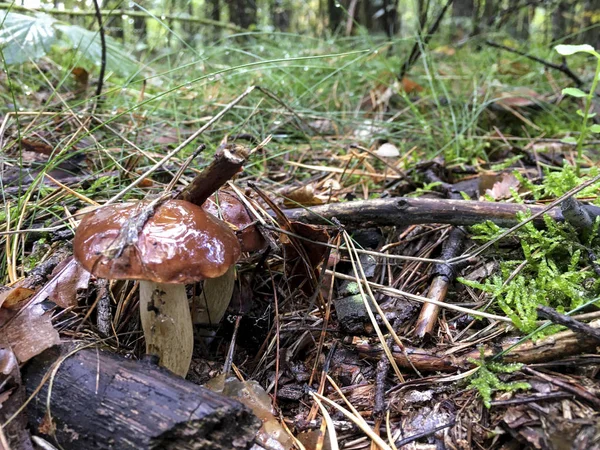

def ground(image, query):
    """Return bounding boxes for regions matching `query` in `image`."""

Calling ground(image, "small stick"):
[523,367,600,409]
[414,227,467,338]
[176,143,249,206]
[537,305,600,343]
[486,40,584,87]
[284,196,600,229]
[356,318,600,372]
[91,0,106,98]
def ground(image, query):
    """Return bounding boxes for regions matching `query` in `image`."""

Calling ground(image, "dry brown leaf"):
[400,77,424,94]
[495,87,544,108]
[282,185,324,208]
[46,257,90,309]
[484,172,521,200]
[432,45,456,56]
[206,375,294,450]
[21,139,54,156]
[498,59,529,75]
[71,67,90,90]
[0,346,18,376]
[0,287,35,310]
[0,304,60,363]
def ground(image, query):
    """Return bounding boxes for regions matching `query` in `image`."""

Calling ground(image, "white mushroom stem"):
[192,266,236,326]
[138,281,194,377]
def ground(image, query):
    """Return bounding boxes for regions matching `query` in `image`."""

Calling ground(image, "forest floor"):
[1,27,600,450]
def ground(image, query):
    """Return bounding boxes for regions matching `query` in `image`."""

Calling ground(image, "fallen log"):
[283,197,600,229]
[22,345,260,450]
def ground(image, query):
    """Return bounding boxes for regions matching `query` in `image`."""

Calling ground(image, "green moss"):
[459,165,600,333]
[468,349,531,408]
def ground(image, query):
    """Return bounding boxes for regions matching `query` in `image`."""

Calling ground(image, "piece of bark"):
[561,196,594,239]
[283,197,600,229]
[22,345,261,450]
[356,318,600,372]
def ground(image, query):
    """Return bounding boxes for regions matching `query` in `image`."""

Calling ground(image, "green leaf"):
[562,87,587,98]
[561,136,577,144]
[55,24,138,77]
[576,109,596,118]
[590,124,600,133]
[0,12,57,64]
[555,44,597,56]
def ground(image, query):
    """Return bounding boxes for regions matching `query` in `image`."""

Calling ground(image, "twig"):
[537,305,600,343]
[283,196,600,229]
[414,227,467,338]
[91,0,106,98]
[523,367,600,408]
[395,421,455,447]
[397,0,454,80]
[356,319,600,372]
[176,143,249,206]
[486,40,584,87]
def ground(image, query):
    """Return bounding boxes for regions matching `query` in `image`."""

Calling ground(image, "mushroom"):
[74,199,241,377]
[192,191,266,326]
[202,190,266,253]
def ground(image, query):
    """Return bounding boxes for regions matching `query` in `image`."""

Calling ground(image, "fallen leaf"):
[71,67,89,90]
[400,76,424,94]
[0,305,60,363]
[432,45,456,56]
[0,287,35,310]
[282,185,324,208]
[45,257,90,309]
[484,172,521,200]
[495,88,544,109]
[0,346,18,376]
[206,375,293,450]
[21,139,54,156]
[498,59,529,75]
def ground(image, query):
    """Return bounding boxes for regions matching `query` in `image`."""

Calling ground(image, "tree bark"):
[22,345,260,450]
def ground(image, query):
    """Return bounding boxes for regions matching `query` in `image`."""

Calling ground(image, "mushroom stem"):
[139,281,194,377]
[193,266,236,326]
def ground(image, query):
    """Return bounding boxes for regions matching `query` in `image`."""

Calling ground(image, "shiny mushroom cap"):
[74,199,241,284]
[202,191,266,253]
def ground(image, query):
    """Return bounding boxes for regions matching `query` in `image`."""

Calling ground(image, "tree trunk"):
[451,0,474,36]
[22,345,261,450]
[553,0,571,42]
[272,0,292,31]
[328,0,346,32]
[582,0,600,48]
[206,0,221,40]
[227,0,257,29]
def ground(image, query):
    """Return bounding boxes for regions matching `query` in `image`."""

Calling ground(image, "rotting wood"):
[22,345,261,450]
[283,197,600,229]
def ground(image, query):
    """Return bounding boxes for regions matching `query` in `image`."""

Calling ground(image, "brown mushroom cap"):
[74,199,241,284]
[202,191,266,253]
